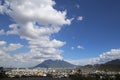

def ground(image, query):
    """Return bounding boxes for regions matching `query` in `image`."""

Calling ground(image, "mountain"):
[105,59,120,64]
[77,59,120,72]
[34,59,76,68]
[95,59,120,71]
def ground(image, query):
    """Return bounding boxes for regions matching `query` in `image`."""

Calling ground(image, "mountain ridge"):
[105,59,120,64]
[96,59,120,71]
[34,59,76,68]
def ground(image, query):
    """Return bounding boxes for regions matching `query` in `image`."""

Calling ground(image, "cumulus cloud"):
[77,45,84,49]
[0,41,23,52]
[0,41,6,46]
[1,0,71,25]
[68,49,120,65]
[71,45,84,50]
[0,0,71,67]
[91,49,120,64]
[77,16,83,21]
[0,29,5,35]
[0,41,24,67]
[7,43,23,51]
[76,4,80,9]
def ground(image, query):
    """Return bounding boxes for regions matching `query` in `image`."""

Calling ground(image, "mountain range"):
[105,59,120,64]
[95,59,120,71]
[34,59,120,71]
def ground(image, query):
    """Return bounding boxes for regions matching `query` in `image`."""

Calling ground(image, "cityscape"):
[0,59,120,80]
[0,66,120,80]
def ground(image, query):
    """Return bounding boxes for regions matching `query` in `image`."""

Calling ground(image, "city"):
[0,67,120,80]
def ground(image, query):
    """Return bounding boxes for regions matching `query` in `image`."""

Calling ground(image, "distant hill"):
[105,59,120,64]
[95,59,120,71]
[77,59,120,72]
[34,59,76,68]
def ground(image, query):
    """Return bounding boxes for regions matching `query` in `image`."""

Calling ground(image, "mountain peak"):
[34,59,76,68]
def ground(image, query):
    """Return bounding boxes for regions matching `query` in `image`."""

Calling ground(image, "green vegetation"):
[0,67,8,78]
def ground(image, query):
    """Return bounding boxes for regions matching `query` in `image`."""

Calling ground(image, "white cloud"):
[0,29,5,35]
[7,43,23,51]
[76,4,80,9]
[67,59,94,65]
[91,49,120,64]
[0,41,24,67]
[71,47,74,50]
[77,45,84,49]
[0,41,6,57]
[0,41,6,46]
[77,16,83,21]
[0,41,23,52]
[0,0,72,67]
[70,45,84,50]
[68,49,120,65]
[1,0,71,25]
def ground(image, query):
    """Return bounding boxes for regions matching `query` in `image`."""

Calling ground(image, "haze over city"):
[0,0,120,68]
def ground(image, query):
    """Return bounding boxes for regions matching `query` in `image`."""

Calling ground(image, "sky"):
[0,0,120,67]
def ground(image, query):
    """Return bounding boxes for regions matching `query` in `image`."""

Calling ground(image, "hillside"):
[95,59,120,71]
[34,59,76,68]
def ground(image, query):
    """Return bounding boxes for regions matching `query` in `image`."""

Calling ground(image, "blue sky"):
[54,0,120,58]
[0,0,120,67]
